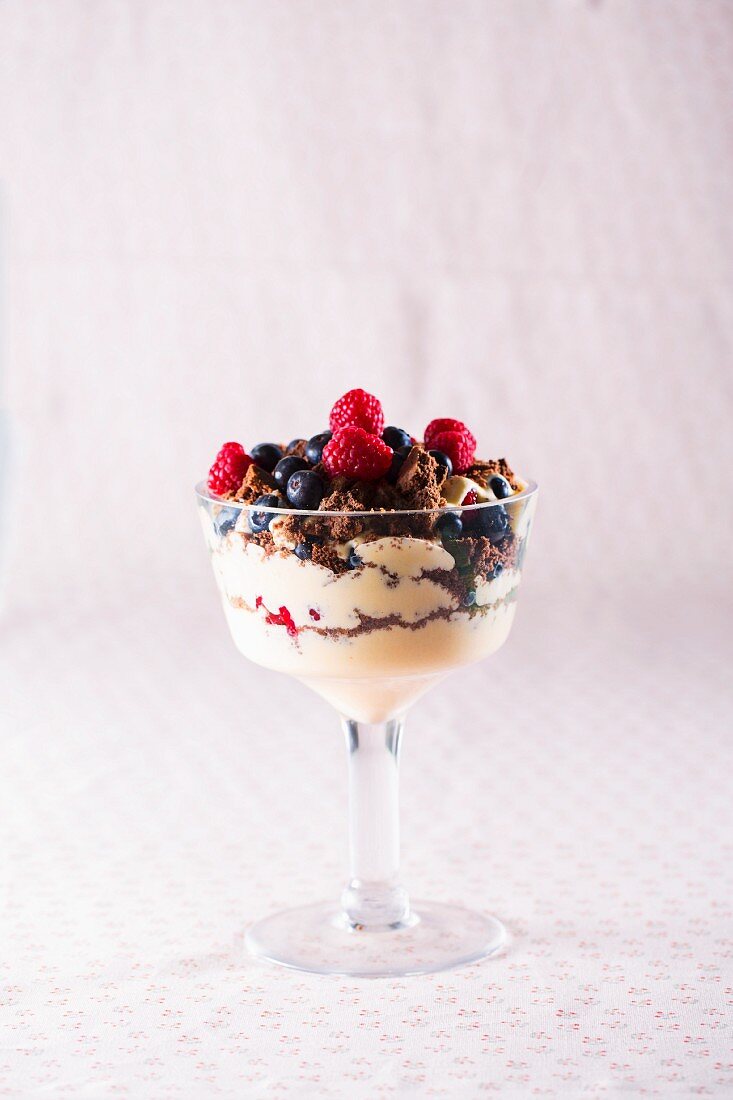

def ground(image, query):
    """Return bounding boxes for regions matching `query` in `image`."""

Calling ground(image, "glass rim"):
[195,478,538,518]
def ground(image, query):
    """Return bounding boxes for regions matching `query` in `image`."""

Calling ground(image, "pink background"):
[1,2,732,1095]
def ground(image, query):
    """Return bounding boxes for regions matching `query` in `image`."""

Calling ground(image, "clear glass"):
[196,479,537,976]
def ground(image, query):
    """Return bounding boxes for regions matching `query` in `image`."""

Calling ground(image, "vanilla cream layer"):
[222,592,515,679]
[222,598,516,722]
[204,519,521,720]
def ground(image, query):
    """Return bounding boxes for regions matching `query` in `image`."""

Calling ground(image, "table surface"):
[1,586,731,1098]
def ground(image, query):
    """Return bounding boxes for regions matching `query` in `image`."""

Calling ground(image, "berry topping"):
[203,394,524,578]
[286,469,325,510]
[427,448,453,478]
[322,426,393,481]
[424,418,477,452]
[277,606,297,636]
[273,455,307,490]
[475,504,509,543]
[255,597,298,636]
[382,425,412,450]
[436,511,463,539]
[427,429,475,474]
[207,442,252,495]
[304,431,333,465]
[329,389,385,436]
[488,474,512,499]
[463,589,477,606]
[296,536,322,561]
[248,493,280,533]
[308,608,321,621]
[213,506,238,537]
[250,442,283,473]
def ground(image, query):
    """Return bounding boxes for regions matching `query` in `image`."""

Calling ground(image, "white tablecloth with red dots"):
[1,588,731,1098]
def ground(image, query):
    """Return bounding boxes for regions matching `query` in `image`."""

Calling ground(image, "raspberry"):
[322,425,393,481]
[462,489,478,506]
[424,418,477,453]
[208,442,252,494]
[256,597,298,636]
[329,388,385,435]
[429,430,475,474]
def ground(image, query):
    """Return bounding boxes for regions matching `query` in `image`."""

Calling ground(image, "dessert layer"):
[222,598,517,722]
[222,595,517,678]
[204,515,523,625]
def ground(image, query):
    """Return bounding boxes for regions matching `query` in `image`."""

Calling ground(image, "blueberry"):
[436,511,463,540]
[489,474,512,500]
[286,469,324,510]
[491,562,504,579]
[213,507,238,537]
[304,431,332,465]
[428,449,453,478]
[248,493,280,533]
[250,443,283,473]
[475,505,509,543]
[387,450,406,484]
[273,455,307,490]
[348,549,362,569]
[294,542,312,560]
[463,589,477,606]
[287,438,306,452]
[382,426,412,450]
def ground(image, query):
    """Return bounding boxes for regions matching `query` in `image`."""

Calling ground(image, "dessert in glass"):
[197,389,537,976]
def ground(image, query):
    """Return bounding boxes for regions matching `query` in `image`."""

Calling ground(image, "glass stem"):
[340,717,412,930]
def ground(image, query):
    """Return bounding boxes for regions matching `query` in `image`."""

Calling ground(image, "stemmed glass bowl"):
[196,480,537,977]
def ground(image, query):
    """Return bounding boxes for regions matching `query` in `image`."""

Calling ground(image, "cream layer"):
[222,597,516,722]
[203,516,523,721]
[209,528,518,629]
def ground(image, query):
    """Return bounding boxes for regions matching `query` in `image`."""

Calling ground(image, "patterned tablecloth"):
[1,586,731,1098]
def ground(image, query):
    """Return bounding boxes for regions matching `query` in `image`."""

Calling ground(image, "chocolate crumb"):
[311,542,350,575]
[396,447,445,509]
[228,464,278,503]
[372,480,410,511]
[467,458,521,491]
[274,513,311,545]
[312,487,370,541]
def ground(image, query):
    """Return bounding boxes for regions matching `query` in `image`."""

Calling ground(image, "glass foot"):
[245,900,506,977]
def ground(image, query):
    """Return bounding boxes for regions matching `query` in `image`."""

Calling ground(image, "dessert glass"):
[196,481,537,976]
